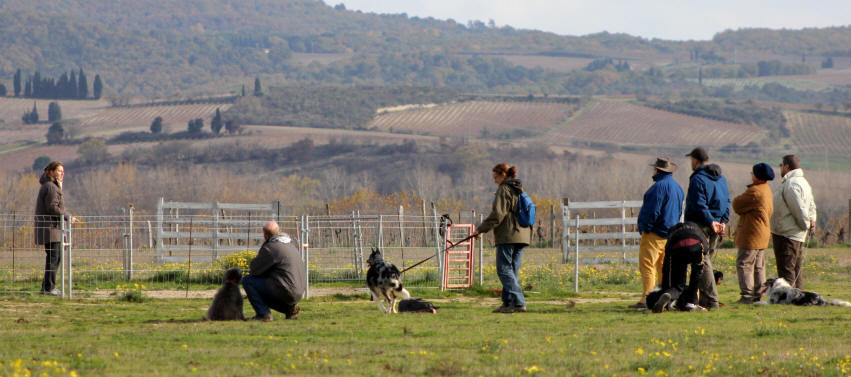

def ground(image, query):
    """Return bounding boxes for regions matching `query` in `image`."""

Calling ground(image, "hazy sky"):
[339,0,850,41]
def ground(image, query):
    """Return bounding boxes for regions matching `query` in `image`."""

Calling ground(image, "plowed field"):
[549,100,765,147]
[368,101,574,137]
[785,110,851,155]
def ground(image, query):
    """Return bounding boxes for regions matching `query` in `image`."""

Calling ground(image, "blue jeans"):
[242,275,273,316]
[496,244,526,308]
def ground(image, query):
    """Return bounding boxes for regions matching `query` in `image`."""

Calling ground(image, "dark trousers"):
[41,242,61,292]
[772,233,804,289]
[242,275,298,317]
[646,246,704,310]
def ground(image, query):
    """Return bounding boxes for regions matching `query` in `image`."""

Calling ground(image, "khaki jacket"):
[732,182,773,250]
[770,169,817,242]
[476,179,532,245]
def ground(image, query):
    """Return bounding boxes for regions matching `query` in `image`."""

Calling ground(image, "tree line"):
[9,68,103,99]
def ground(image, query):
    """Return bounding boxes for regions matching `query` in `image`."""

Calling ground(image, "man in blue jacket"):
[684,147,730,309]
[630,157,684,309]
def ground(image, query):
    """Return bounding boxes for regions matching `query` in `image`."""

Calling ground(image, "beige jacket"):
[770,169,816,242]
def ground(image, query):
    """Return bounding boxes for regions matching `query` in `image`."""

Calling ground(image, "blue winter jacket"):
[684,164,731,227]
[637,172,684,238]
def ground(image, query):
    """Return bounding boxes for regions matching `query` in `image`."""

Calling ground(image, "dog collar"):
[226,279,237,284]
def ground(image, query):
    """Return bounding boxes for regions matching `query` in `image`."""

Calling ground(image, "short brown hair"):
[781,155,800,170]
[492,163,517,179]
[43,161,64,173]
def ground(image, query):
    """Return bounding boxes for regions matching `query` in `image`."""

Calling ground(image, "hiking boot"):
[735,297,754,305]
[653,293,671,313]
[492,306,515,314]
[251,313,273,322]
[514,306,527,313]
[40,289,60,296]
[628,302,647,310]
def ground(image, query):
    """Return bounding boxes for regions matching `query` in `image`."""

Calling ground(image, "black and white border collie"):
[763,277,851,307]
[366,248,411,313]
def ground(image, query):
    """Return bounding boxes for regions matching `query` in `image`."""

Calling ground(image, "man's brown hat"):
[650,157,677,173]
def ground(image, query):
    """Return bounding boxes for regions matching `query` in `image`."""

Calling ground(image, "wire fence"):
[0,202,645,298]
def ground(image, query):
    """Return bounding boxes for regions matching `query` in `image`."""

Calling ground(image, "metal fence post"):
[304,215,310,299]
[398,206,405,269]
[561,198,570,263]
[378,215,383,251]
[574,215,579,293]
[431,203,443,288]
[621,201,627,263]
[129,204,134,280]
[479,213,484,286]
[121,207,129,280]
[550,205,556,248]
[60,216,65,298]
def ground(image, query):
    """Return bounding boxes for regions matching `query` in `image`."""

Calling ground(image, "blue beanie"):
[752,162,775,181]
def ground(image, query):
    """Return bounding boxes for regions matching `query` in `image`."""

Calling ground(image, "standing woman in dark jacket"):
[473,163,532,314]
[34,161,77,295]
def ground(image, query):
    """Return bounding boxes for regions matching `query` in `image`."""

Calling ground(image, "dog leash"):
[401,234,477,274]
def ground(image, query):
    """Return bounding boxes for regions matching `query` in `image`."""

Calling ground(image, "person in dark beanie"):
[630,157,684,309]
[732,163,774,304]
[770,155,816,289]
[683,147,730,309]
[34,161,78,295]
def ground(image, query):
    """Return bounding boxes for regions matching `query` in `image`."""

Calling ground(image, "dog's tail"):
[827,299,851,307]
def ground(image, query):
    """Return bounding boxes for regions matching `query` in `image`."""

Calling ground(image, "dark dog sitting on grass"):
[398,298,438,314]
[204,267,246,321]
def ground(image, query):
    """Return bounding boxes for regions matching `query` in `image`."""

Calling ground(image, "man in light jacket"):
[732,163,774,304]
[770,155,817,289]
[630,157,684,309]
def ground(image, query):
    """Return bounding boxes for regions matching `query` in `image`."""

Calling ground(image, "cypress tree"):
[48,102,62,122]
[241,85,246,97]
[254,77,262,96]
[46,122,65,144]
[31,102,39,123]
[69,71,78,99]
[78,69,88,99]
[150,116,163,134]
[93,75,103,99]
[211,108,223,134]
[24,79,32,97]
[14,69,21,97]
[0,83,5,97]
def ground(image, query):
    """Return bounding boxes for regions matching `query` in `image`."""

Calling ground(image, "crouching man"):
[242,221,306,321]
[646,222,709,313]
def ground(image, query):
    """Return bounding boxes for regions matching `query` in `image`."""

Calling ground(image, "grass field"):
[1,248,850,376]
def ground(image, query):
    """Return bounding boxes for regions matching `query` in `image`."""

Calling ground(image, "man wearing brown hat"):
[684,147,730,309]
[631,157,684,309]
[732,163,774,304]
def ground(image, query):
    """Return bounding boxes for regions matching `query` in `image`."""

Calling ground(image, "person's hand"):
[809,220,816,230]
[71,216,80,224]
[472,231,481,239]
[711,221,725,236]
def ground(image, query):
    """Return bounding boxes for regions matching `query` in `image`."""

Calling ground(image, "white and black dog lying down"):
[366,248,411,313]
[204,267,247,321]
[762,277,851,307]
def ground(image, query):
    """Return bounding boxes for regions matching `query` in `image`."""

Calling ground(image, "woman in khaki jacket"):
[473,163,532,313]
[731,163,774,304]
